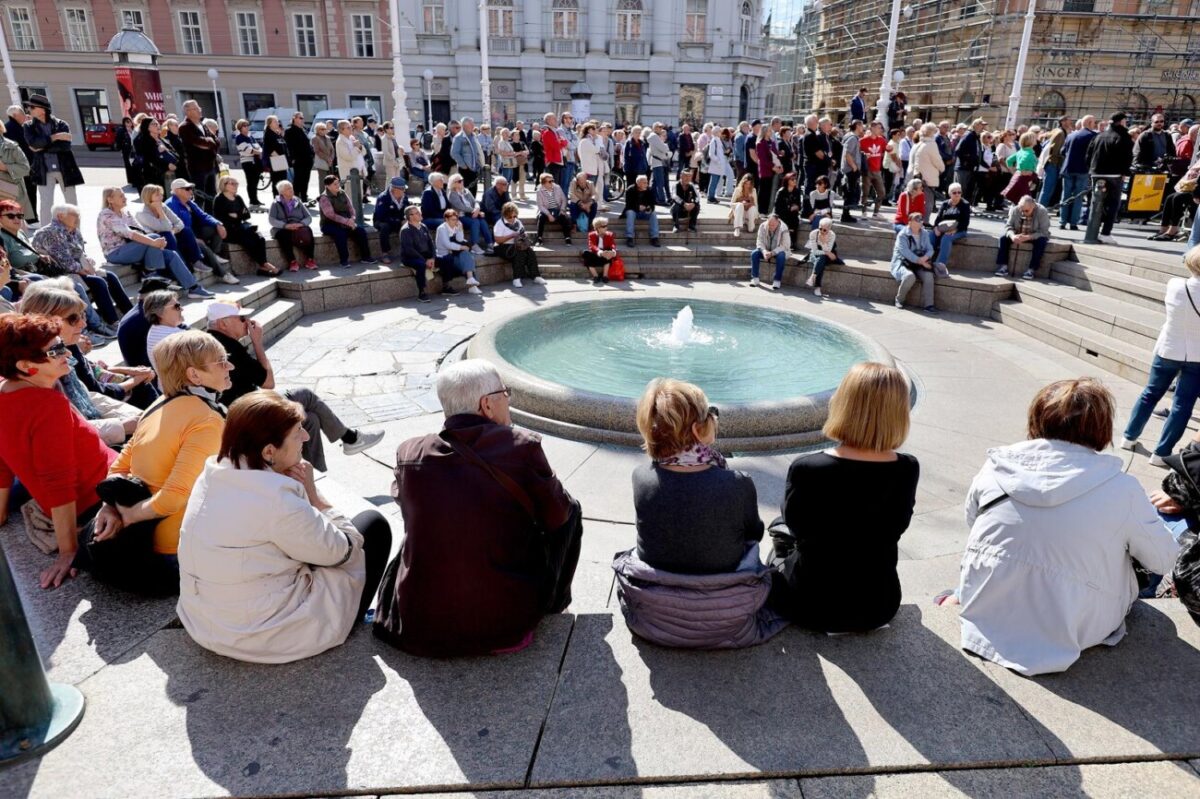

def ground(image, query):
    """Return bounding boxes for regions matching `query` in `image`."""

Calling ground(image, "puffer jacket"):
[613,544,788,649]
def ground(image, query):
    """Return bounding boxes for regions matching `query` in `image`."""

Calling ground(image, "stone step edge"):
[1015,281,1163,342]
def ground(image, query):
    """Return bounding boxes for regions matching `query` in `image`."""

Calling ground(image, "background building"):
[802,0,1199,127]
[0,0,775,135]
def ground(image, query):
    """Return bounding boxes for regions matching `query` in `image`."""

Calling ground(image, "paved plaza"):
[3,159,1200,797]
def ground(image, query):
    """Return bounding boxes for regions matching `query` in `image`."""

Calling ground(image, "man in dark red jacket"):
[374,360,583,657]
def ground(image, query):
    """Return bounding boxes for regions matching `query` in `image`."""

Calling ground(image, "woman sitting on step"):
[804,216,841,298]
[177,390,393,664]
[212,175,280,276]
[890,212,937,312]
[768,362,919,634]
[612,378,786,649]
[727,174,759,236]
[267,180,317,272]
[492,202,545,290]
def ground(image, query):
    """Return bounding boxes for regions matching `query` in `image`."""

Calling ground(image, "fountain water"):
[669,305,695,345]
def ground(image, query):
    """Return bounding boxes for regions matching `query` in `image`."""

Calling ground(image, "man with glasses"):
[285,112,316,204]
[204,302,383,471]
[1136,113,1173,171]
[374,359,583,657]
[165,179,235,283]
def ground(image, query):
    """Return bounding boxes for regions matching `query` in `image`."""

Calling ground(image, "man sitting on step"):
[670,170,701,233]
[374,176,410,265]
[624,174,661,248]
[205,302,384,471]
[165,179,236,284]
[994,195,1051,281]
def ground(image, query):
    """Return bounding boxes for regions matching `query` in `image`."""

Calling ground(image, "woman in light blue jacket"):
[890,211,937,312]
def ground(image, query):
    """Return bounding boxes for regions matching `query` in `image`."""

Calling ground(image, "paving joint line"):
[522,615,578,789]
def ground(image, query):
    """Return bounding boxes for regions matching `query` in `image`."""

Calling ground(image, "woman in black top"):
[633,378,764,574]
[212,176,280,276]
[530,132,545,181]
[932,182,972,274]
[261,115,289,197]
[164,119,188,180]
[134,117,172,191]
[774,173,804,252]
[770,362,919,632]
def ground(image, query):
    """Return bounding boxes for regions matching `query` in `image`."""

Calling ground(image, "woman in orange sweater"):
[85,330,231,594]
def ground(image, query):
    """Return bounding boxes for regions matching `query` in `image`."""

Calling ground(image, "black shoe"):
[592,277,604,286]
[924,305,938,314]
[689,225,697,232]
[841,215,857,224]
[564,238,572,245]
[602,276,609,283]
[1071,224,1080,231]
[418,291,430,303]
[626,238,635,247]
[650,238,661,247]
[442,285,458,296]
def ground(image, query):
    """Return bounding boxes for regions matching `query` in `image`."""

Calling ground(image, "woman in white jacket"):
[177,390,393,664]
[707,128,733,203]
[946,378,1180,676]
[908,123,945,213]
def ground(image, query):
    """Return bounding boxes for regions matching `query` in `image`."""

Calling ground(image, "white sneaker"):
[214,255,231,266]
[734,228,742,237]
[193,263,213,276]
[342,429,384,456]
[471,245,485,255]
[220,273,240,284]
[814,287,823,297]
[895,300,904,309]
[465,276,480,286]
[533,276,547,285]
[1149,454,1168,468]
[749,276,759,287]
[512,278,523,288]
[1119,438,1137,451]
[1098,234,1119,245]
[772,280,781,290]
[805,274,815,287]
[468,285,482,295]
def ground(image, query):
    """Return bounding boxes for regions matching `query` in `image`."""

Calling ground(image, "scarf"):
[59,355,100,420]
[655,443,727,470]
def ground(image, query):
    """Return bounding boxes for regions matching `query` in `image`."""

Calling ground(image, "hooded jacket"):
[958,439,1179,676]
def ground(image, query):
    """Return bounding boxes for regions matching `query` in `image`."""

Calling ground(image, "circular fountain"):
[467,298,895,451]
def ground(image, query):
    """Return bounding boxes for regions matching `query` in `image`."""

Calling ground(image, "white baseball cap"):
[206,302,249,323]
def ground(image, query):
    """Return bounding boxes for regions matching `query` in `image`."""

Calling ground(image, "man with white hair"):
[374,359,583,657]
[995,195,1051,280]
[179,99,221,210]
[450,116,484,196]
[647,122,671,205]
[5,104,36,223]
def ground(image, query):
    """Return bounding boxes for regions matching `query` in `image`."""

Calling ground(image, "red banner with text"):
[114,66,165,121]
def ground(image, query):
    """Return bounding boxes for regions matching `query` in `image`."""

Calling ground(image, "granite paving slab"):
[798,761,1200,798]
[530,608,1055,786]
[398,780,803,798]
[7,619,574,799]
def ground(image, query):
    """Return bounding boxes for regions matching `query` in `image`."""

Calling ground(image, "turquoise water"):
[492,298,871,404]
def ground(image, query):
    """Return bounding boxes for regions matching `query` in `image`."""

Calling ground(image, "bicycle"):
[608,171,626,199]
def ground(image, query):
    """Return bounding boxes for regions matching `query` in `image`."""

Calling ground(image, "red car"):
[85,122,121,151]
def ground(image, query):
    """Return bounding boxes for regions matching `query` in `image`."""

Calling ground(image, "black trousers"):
[293,160,314,202]
[542,499,584,614]
[73,505,179,597]
[537,212,572,241]
[23,175,37,223]
[353,509,392,619]
[671,202,700,229]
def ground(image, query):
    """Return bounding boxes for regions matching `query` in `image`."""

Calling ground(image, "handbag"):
[513,230,532,252]
[1176,165,1199,195]
[269,153,289,172]
[314,156,329,171]
[608,255,626,281]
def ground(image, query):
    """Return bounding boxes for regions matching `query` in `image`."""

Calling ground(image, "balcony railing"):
[677,40,713,59]
[608,39,649,58]
[416,33,451,54]
[488,36,521,54]
[728,41,767,60]
[547,38,585,56]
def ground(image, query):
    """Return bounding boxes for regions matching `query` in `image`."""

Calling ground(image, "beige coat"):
[909,140,945,188]
[176,457,366,664]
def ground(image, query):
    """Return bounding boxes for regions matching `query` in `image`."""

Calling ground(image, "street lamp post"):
[423,69,434,133]
[388,0,411,152]
[478,0,492,128]
[206,68,225,154]
[1005,0,1038,130]
[874,1,911,126]
[0,17,19,108]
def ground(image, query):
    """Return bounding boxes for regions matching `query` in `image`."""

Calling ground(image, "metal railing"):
[547,38,585,56]
[488,36,522,55]
[608,39,649,57]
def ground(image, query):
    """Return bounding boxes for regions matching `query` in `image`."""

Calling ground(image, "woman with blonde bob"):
[949,378,1180,675]
[612,378,785,649]
[769,362,919,633]
[177,390,393,663]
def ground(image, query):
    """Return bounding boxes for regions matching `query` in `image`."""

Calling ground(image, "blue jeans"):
[1060,172,1089,226]
[625,210,659,241]
[460,215,493,248]
[105,241,198,290]
[934,230,969,266]
[435,249,475,279]
[1123,355,1200,456]
[1190,205,1200,250]
[570,201,597,233]
[751,250,786,282]
[1037,163,1060,208]
[652,165,669,205]
[559,162,576,195]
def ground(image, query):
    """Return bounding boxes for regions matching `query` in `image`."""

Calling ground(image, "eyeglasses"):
[707,405,720,419]
[42,341,69,359]
[1,212,24,219]
[63,312,83,325]
[483,386,512,399]
[202,357,231,368]
[169,301,183,310]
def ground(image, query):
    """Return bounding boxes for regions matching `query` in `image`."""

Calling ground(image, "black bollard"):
[1082,177,1107,245]
[0,539,85,766]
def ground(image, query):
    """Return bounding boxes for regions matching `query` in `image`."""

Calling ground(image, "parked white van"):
[247,107,299,143]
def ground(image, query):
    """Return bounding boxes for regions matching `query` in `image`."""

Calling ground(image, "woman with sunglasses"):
[0,313,116,589]
[612,378,784,649]
[142,290,188,376]
[378,122,404,186]
[931,181,972,276]
[83,330,231,595]
[213,175,280,276]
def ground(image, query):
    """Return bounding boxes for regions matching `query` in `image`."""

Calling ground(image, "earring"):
[25,367,38,376]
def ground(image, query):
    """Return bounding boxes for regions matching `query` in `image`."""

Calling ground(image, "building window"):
[296,93,327,121]
[968,35,985,64]
[294,13,318,57]
[552,0,579,39]
[1125,92,1149,123]
[7,8,36,50]
[75,88,110,125]
[64,8,95,51]
[960,1,978,17]
[422,0,445,34]
[1134,36,1157,67]
[1170,94,1197,120]
[1034,90,1066,122]
[179,10,205,54]
[242,92,275,116]
[615,82,641,126]
[120,9,145,32]
[740,1,754,42]
[679,84,706,127]
[487,0,515,38]
[236,11,261,55]
[349,95,383,122]
[616,0,643,41]
[1062,0,1094,10]
[685,0,706,43]
[351,14,375,57]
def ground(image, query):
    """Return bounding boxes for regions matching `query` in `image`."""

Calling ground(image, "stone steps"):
[1014,280,1163,353]
[1049,260,1169,312]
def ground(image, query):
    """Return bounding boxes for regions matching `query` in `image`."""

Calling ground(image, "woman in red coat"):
[0,313,116,589]
[893,178,927,233]
[581,217,621,286]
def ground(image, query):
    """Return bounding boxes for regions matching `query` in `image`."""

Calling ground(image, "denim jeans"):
[460,215,493,248]
[1123,356,1200,457]
[996,235,1048,273]
[625,210,659,241]
[559,162,576,195]
[1060,172,1089,226]
[435,249,475,279]
[105,241,198,290]
[934,230,969,266]
[651,165,669,205]
[1037,163,1060,208]
[751,250,787,282]
[569,201,596,234]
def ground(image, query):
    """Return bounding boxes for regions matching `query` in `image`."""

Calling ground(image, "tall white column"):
[388,0,412,151]
[1006,0,1038,130]
[479,0,491,127]
[875,0,904,125]
[0,18,20,107]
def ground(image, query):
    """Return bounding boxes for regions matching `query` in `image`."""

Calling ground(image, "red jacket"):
[377,414,576,656]
[894,190,926,226]
[541,128,564,166]
[588,229,616,254]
